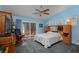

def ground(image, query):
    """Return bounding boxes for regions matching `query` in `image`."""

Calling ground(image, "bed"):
[34,32,63,48]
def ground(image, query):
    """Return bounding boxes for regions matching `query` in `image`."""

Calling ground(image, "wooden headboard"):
[45,25,63,32]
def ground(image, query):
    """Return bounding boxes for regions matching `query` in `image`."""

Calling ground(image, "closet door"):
[23,22,37,35]
[23,23,30,35]
[31,23,36,35]
[0,15,6,33]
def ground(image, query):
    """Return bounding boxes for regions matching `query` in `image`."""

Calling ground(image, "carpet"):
[16,38,77,53]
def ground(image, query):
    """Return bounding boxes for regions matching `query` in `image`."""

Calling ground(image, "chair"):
[14,29,24,45]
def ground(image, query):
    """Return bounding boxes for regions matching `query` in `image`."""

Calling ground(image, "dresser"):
[0,35,16,53]
[0,11,16,53]
[62,25,72,45]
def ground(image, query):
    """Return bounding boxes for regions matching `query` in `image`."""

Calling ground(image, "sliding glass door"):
[23,22,36,36]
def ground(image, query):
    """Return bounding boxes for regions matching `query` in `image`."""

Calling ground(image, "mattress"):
[34,32,63,48]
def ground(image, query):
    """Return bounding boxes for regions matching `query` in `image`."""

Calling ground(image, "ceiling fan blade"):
[34,12,41,14]
[35,9,41,12]
[42,9,49,12]
[44,13,49,15]
[34,12,42,16]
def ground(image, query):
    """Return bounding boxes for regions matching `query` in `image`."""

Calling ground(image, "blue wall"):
[15,19,21,29]
[13,16,47,33]
[45,6,79,44]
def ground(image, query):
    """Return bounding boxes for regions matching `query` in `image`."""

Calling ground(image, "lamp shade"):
[66,16,77,25]
[66,18,71,25]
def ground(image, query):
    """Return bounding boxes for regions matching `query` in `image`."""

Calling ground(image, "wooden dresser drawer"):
[0,36,12,44]
[63,37,71,44]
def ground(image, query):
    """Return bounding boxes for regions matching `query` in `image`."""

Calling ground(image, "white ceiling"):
[2,5,71,19]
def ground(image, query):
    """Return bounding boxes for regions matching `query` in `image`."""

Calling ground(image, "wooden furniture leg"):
[4,44,16,53]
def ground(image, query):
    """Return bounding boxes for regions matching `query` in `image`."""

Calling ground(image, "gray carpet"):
[16,38,77,53]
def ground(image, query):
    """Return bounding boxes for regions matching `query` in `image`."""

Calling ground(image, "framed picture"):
[39,24,43,28]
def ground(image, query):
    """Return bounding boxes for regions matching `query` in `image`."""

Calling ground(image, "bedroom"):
[0,5,79,53]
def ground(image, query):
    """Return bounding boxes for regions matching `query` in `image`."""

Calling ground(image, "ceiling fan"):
[34,6,50,17]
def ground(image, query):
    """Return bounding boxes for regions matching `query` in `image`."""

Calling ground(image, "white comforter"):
[34,32,63,48]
